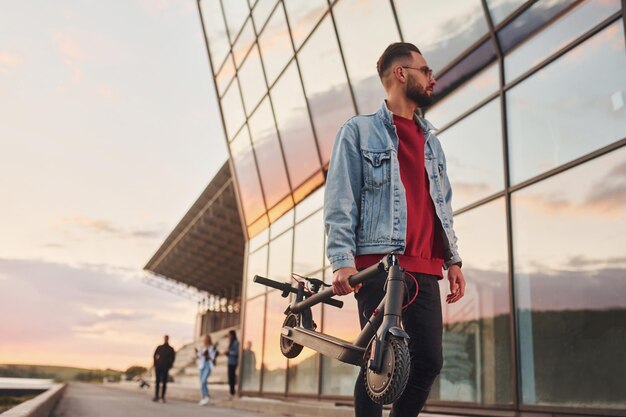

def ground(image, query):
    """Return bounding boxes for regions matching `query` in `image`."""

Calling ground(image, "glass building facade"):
[198,0,626,415]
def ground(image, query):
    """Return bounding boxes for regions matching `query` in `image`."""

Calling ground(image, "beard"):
[406,74,432,107]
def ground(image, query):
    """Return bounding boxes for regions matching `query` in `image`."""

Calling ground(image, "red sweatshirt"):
[356,114,444,277]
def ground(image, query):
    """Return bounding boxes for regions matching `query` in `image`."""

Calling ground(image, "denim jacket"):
[324,100,462,272]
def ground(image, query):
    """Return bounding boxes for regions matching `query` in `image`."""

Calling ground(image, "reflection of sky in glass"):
[200,0,230,72]
[221,0,250,42]
[230,127,265,224]
[262,289,288,391]
[295,186,324,223]
[232,19,256,68]
[247,245,268,299]
[298,16,355,165]
[293,210,324,275]
[270,62,320,188]
[258,5,293,86]
[507,22,626,185]
[505,0,621,82]
[238,46,268,115]
[252,0,279,32]
[333,0,400,114]
[485,0,526,25]
[433,198,512,404]
[439,99,504,211]
[242,296,265,391]
[249,98,291,208]
[512,147,626,311]
[268,229,293,282]
[249,227,269,252]
[395,0,488,73]
[215,54,235,97]
[426,63,499,128]
[269,208,294,239]
[321,280,361,395]
[512,147,626,408]
[221,80,246,140]
[284,0,328,49]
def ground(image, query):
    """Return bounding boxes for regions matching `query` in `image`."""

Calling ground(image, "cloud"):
[0,51,21,74]
[582,160,626,213]
[95,84,116,100]
[60,216,165,241]
[42,243,64,248]
[52,31,83,83]
[566,255,626,268]
[0,257,196,369]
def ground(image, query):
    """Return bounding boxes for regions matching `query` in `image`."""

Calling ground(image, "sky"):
[0,0,228,370]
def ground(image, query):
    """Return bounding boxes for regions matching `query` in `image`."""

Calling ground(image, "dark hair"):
[376,42,422,78]
[228,330,238,349]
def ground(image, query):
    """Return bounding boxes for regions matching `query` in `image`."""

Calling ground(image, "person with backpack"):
[195,335,216,405]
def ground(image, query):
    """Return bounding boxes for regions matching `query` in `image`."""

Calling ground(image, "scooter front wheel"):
[280,313,304,358]
[363,335,410,404]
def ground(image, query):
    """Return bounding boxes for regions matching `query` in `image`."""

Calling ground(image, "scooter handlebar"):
[254,275,344,309]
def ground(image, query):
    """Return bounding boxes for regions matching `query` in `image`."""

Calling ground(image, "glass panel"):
[262,290,288,392]
[230,128,266,224]
[258,5,294,86]
[321,283,361,395]
[512,147,626,408]
[239,46,268,115]
[284,0,328,50]
[232,19,256,68]
[249,98,291,208]
[497,0,572,54]
[438,98,504,211]
[268,195,295,223]
[241,295,264,391]
[287,303,322,394]
[298,16,355,165]
[249,227,269,252]
[427,62,499,128]
[270,62,320,188]
[200,0,230,73]
[216,54,236,97]
[248,214,270,238]
[295,186,324,223]
[505,0,621,82]
[485,0,527,25]
[431,198,513,404]
[222,0,250,42]
[332,0,401,114]
[252,0,279,32]
[246,245,268,299]
[221,80,246,141]
[293,210,324,276]
[395,0,489,73]
[506,21,626,185]
[270,209,294,240]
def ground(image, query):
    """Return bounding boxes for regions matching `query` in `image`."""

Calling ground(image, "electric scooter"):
[253,252,412,404]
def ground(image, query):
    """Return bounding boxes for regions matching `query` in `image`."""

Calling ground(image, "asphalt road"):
[51,382,267,417]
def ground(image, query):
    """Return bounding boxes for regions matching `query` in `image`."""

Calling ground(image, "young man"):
[153,335,176,403]
[324,43,466,417]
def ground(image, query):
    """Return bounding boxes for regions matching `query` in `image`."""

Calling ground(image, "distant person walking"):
[153,335,176,403]
[196,335,216,406]
[225,330,240,399]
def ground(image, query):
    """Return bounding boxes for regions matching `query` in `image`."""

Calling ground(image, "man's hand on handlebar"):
[332,267,357,296]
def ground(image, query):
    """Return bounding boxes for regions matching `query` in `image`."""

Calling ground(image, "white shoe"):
[198,397,209,406]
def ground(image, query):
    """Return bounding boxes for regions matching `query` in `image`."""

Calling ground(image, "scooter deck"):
[282,326,365,366]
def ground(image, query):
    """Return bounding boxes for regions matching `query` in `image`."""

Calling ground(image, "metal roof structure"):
[144,162,245,301]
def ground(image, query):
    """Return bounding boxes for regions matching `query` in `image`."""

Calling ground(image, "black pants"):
[155,368,169,399]
[228,364,237,395]
[354,272,443,417]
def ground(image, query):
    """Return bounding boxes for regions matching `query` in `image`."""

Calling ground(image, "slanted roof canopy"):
[145,163,245,300]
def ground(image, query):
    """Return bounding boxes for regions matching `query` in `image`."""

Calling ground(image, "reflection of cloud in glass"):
[395,0,488,72]
[507,22,626,184]
[284,0,328,49]
[199,0,230,71]
[258,5,293,85]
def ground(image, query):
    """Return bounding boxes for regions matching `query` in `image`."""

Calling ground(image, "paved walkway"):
[51,382,267,417]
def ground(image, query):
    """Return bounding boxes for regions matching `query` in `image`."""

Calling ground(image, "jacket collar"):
[376,100,438,134]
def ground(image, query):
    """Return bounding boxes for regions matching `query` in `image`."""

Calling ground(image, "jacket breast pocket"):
[362,149,391,187]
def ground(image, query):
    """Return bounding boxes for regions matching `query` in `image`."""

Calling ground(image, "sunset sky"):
[0,0,228,370]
